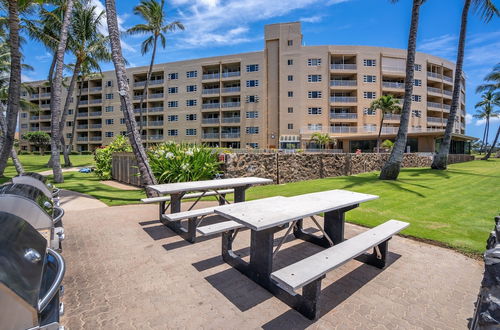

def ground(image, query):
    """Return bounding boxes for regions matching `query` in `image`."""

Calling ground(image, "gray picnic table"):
[147,177,273,242]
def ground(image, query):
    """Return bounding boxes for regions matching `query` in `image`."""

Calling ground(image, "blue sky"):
[22,0,500,142]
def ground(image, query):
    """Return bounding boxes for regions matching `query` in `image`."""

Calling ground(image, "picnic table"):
[213,189,408,319]
[147,177,273,242]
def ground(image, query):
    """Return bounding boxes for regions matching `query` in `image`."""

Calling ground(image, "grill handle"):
[38,248,66,312]
[53,206,65,224]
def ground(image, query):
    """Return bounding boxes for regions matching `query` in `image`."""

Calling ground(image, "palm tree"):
[105,0,157,193]
[432,0,499,169]
[482,125,499,160]
[474,91,500,153]
[127,0,184,134]
[476,63,500,93]
[379,0,426,180]
[311,132,332,149]
[370,95,401,153]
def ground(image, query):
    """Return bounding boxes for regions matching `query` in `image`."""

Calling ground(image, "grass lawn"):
[1,154,498,256]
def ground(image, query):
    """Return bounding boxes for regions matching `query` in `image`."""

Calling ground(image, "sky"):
[21,0,500,142]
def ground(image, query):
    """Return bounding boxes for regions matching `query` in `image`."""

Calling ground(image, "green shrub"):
[381,139,394,150]
[94,135,131,179]
[147,142,221,183]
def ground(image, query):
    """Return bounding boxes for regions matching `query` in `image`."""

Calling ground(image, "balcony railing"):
[149,121,164,126]
[30,116,39,120]
[330,96,357,103]
[41,104,51,108]
[89,111,102,116]
[149,93,164,99]
[202,103,220,109]
[222,117,240,124]
[148,135,164,140]
[149,107,164,113]
[40,126,51,131]
[77,137,88,142]
[77,112,88,117]
[222,102,240,108]
[443,75,453,83]
[221,71,240,78]
[299,126,446,135]
[40,93,51,98]
[427,86,442,94]
[384,114,401,121]
[89,136,102,141]
[202,73,220,80]
[79,100,89,105]
[31,94,39,98]
[382,82,404,89]
[40,115,51,120]
[133,108,146,113]
[221,132,240,139]
[330,64,357,70]
[30,127,39,131]
[90,87,102,92]
[427,72,442,80]
[134,81,147,87]
[427,101,442,109]
[330,80,357,87]
[330,113,357,120]
[202,118,220,124]
[382,65,405,72]
[427,117,443,123]
[89,99,102,104]
[330,126,358,133]
[89,124,102,129]
[442,104,451,111]
[133,95,145,100]
[150,79,164,85]
[202,88,220,95]
[202,133,219,139]
[221,87,241,93]
[443,89,452,96]
[77,125,88,129]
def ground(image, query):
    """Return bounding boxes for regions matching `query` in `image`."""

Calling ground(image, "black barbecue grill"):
[12,172,61,203]
[0,211,65,330]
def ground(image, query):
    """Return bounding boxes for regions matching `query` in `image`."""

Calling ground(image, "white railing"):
[90,87,102,92]
[89,112,102,116]
[89,124,102,129]
[77,113,88,117]
[202,118,220,124]
[221,87,241,93]
[79,100,89,105]
[222,117,240,123]
[383,82,404,89]
[77,125,88,129]
[427,101,442,109]
[90,99,102,104]
[202,133,219,139]
[202,88,220,95]
[40,115,51,120]
[427,72,442,79]
[40,127,51,131]
[384,114,401,121]
[222,102,240,108]
[221,132,240,138]
[149,121,164,126]
[31,94,39,98]
[443,89,452,96]
[222,71,240,78]
[150,79,164,85]
[300,126,446,135]
[149,93,164,99]
[134,81,147,87]
[330,126,358,133]
[77,137,88,142]
[442,104,451,111]
[330,80,357,87]
[149,107,164,113]
[427,117,443,123]
[330,96,357,103]
[41,104,51,108]
[30,116,39,120]
[330,113,357,120]
[133,95,145,100]
[443,75,453,83]
[330,64,357,70]
[202,103,220,109]
[89,136,102,141]
[202,73,220,80]
[427,86,442,94]
[40,93,51,98]
[148,135,164,140]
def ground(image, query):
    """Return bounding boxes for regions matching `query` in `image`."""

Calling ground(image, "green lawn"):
[1,155,498,256]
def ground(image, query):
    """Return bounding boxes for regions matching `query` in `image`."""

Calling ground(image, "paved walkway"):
[59,195,483,329]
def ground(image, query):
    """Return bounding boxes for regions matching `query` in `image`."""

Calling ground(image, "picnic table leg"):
[234,185,249,203]
[324,204,359,245]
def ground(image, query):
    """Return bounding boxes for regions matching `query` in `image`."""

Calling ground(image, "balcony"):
[89,136,102,141]
[133,95,145,100]
[40,115,51,120]
[29,127,39,131]
[149,121,164,126]
[427,101,442,110]
[443,89,453,96]
[221,87,241,93]
[133,108,146,113]
[442,104,451,111]
[41,104,51,108]
[90,87,102,92]
[89,124,102,129]
[382,65,405,73]
[77,112,89,117]
[148,107,164,113]
[330,64,357,70]
[202,88,220,95]
[222,102,240,108]
[202,133,219,139]
[148,135,164,141]
[221,71,240,78]
[79,100,89,105]
[150,79,164,85]
[202,103,220,109]
[330,113,357,120]
[221,132,240,139]
[330,96,357,103]
[382,82,404,89]
[77,124,88,129]
[202,73,220,80]
[133,81,147,87]
[384,114,401,121]
[427,116,443,123]
[30,116,39,120]
[427,72,443,80]
[202,118,220,124]
[443,75,453,83]
[77,137,88,142]
[31,94,39,98]
[40,93,51,98]
[40,126,51,131]
[330,126,358,134]
[427,87,442,94]
[89,99,102,104]
[222,117,240,124]
[89,111,102,116]
[330,80,357,87]
[149,93,164,99]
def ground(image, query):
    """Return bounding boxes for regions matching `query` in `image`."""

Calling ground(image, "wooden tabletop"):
[215,190,379,231]
[147,177,273,194]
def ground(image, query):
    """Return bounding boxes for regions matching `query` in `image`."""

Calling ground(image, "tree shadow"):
[340,175,427,198]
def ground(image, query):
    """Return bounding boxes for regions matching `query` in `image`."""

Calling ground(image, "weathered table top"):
[147,177,273,194]
[215,190,379,231]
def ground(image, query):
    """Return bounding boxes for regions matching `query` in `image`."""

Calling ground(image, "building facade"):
[20,22,471,153]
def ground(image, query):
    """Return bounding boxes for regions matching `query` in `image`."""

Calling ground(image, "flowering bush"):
[147,142,221,183]
[94,135,132,179]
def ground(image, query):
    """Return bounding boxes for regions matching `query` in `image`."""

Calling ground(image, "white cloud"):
[418,34,457,59]
[475,117,500,126]
[465,113,473,124]
[21,74,36,82]
[300,15,323,23]
[35,52,52,62]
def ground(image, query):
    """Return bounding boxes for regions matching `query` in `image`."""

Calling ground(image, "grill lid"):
[0,183,53,214]
[0,211,47,308]
[18,172,47,184]
[12,175,54,200]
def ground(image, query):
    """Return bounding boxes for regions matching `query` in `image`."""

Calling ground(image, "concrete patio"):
[60,192,483,329]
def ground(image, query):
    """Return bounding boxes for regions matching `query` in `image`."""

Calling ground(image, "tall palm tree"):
[370,95,401,153]
[476,63,500,93]
[482,125,499,160]
[432,0,499,169]
[379,0,426,180]
[127,0,184,133]
[105,0,157,193]
[474,91,500,153]
[49,0,74,183]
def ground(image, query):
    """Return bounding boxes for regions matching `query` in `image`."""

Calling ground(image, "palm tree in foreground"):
[432,0,499,169]
[482,125,499,160]
[379,0,426,180]
[105,0,157,193]
[370,95,401,153]
[474,91,500,153]
[127,0,184,134]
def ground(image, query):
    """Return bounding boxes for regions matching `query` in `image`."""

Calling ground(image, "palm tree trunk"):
[69,78,84,151]
[377,113,385,153]
[105,0,157,194]
[0,0,22,177]
[479,122,487,154]
[0,103,23,174]
[138,34,159,135]
[50,0,74,183]
[10,148,23,174]
[48,53,57,82]
[379,0,423,180]
[485,117,490,150]
[482,125,499,160]
[432,0,471,169]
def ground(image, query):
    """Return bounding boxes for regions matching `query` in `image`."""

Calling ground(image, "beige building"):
[20,22,472,153]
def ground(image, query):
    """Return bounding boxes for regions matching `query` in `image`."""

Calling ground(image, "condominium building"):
[20,22,472,153]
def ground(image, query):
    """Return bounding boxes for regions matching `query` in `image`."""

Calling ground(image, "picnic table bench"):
[214,189,409,320]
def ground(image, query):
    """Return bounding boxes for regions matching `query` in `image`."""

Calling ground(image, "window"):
[287,91,294,97]
[105,132,114,138]
[186,128,197,136]
[106,80,113,87]
[120,131,127,136]
[168,115,178,122]
[307,124,322,131]
[363,91,376,99]
[66,133,72,139]
[246,126,259,134]
[246,143,259,148]
[412,110,422,118]
[105,106,114,112]
[414,79,422,86]
[287,59,294,65]
[167,101,178,108]
[308,107,322,115]
[167,129,178,136]
[287,107,294,113]
[363,75,376,83]
[105,119,114,125]
[246,95,259,103]
[186,70,197,78]
[412,95,422,102]
[168,87,178,94]
[246,111,259,119]
[168,72,178,80]
[288,123,293,129]
[66,121,72,127]
[186,99,197,107]
[105,93,113,99]
[364,108,376,115]
[414,64,422,71]
[308,91,322,98]
[120,118,126,124]
[246,80,259,87]
[363,124,376,132]
[246,64,259,72]
[186,114,197,121]
[21,112,27,118]
[308,58,322,66]
[20,123,28,129]
[287,75,293,81]
[363,59,376,67]
[308,75,322,82]
[287,40,293,46]
[186,85,197,92]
